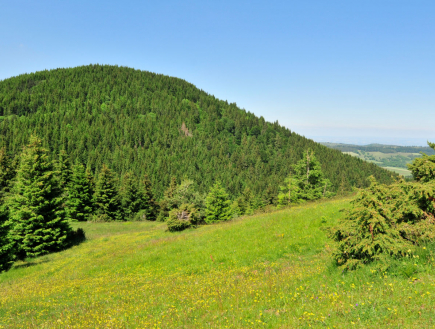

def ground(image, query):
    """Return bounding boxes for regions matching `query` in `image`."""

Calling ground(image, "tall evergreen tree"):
[277,173,300,206]
[0,203,14,272]
[278,149,332,204]
[157,177,178,221]
[57,149,72,192]
[141,174,158,221]
[263,185,277,206]
[0,147,15,272]
[86,167,96,196]
[164,177,178,199]
[205,181,232,223]
[65,162,94,222]
[94,164,122,221]
[121,172,143,219]
[0,147,16,198]
[8,136,71,258]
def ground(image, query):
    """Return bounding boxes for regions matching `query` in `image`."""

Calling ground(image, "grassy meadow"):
[1,197,435,328]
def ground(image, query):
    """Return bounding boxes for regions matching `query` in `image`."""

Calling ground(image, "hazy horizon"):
[308,136,433,147]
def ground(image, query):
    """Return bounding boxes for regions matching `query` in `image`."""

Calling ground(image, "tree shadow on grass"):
[68,227,87,247]
[10,228,86,271]
[12,258,50,269]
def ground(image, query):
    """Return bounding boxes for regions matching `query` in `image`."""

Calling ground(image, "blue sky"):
[1,0,434,145]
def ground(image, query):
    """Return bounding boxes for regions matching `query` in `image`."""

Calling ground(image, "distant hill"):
[0,65,396,198]
[321,142,435,155]
[321,142,435,177]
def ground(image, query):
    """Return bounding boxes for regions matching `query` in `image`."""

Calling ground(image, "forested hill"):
[0,65,395,198]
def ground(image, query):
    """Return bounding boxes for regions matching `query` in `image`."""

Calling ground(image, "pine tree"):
[141,174,158,221]
[8,136,71,258]
[86,168,96,196]
[164,177,178,199]
[236,187,255,215]
[0,148,15,271]
[57,149,72,192]
[157,177,178,222]
[65,162,94,222]
[0,203,14,272]
[0,147,16,198]
[294,149,330,200]
[277,173,300,206]
[94,164,122,221]
[278,149,332,204]
[263,185,277,206]
[205,181,232,223]
[121,172,143,219]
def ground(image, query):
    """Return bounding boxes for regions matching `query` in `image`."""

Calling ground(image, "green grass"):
[1,197,435,328]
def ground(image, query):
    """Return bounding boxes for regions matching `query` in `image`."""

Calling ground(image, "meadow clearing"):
[1,197,435,328]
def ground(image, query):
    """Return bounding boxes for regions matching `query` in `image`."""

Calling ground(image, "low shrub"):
[90,214,112,222]
[166,204,199,232]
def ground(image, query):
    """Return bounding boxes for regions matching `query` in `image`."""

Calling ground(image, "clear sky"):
[1,1,434,145]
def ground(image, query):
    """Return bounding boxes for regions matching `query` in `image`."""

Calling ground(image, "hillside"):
[1,198,434,328]
[0,65,395,198]
[321,142,435,177]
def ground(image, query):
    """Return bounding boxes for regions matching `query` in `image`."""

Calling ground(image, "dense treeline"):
[0,65,396,200]
[322,142,435,155]
[0,135,160,271]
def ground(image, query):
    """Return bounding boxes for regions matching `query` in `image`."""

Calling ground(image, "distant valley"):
[322,142,435,177]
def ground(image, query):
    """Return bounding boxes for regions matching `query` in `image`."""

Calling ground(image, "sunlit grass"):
[1,197,435,328]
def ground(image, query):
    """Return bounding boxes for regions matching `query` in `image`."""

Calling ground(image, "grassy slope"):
[1,198,435,328]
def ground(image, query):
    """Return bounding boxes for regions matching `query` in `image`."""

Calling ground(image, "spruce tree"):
[86,168,96,196]
[141,174,158,221]
[157,177,178,222]
[0,147,16,198]
[94,164,122,221]
[263,185,277,206]
[0,203,14,271]
[278,149,332,204]
[293,149,331,200]
[121,172,143,219]
[0,148,15,271]
[65,162,94,221]
[57,149,72,192]
[277,174,300,206]
[8,136,71,258]
[164,177,178,199]
[205,181,232,223]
